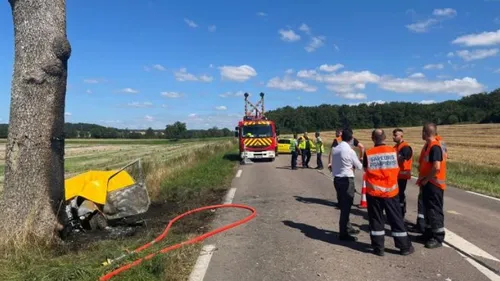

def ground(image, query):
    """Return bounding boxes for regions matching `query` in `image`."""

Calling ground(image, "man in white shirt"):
[330,128,363,241]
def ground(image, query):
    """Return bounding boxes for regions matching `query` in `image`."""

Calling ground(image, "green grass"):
[0,141,240,281]
[64,137,233,145]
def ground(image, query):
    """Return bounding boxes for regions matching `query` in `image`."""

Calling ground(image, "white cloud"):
[348,100,386,106]
[338,93,367,100]
[208,25,216,32]
[319,64,344,72]
[161,104,168,108]
[420,100,436,104]
[409,72,425,78]
[219,91,245,98]
[126,102,153,108]
[433,8,457,17]
[494,68,500,73]
[199,74,214,82]
[152,64,166,71]
[279,29,301,42]
[64,112,72,116]
[86,89,92,94]
[266,76,317,92]
[184,18,197,28]
[299,23,311,34]
[256,12,267,17]
[333,44,340,51]
[219,65,257,82]
[406,19,439,33]
[455,48,499,61]
[285,68,295,74]
[215,105,227,111]
[118,88,139,94]
[297,69,319,79]
[174,68,213,82]
[378,76,485,96]
[209,64,214,68]
[321,70,380,85]
[188,113,197,118]
[423,63,444,70]
[452,29,500,46]
[144,115,154,122]
[305,36,326,52]
[495,17,500,24]
[447,52,455,57]
[161,92,183,98]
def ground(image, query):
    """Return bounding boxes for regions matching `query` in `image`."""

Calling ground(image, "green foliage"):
[0,121,234,139]
[266,88,500,133]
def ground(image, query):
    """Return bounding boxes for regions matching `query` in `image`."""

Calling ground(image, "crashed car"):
[63,159,150,233]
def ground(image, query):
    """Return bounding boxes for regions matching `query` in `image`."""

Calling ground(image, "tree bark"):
[0,0,71,246]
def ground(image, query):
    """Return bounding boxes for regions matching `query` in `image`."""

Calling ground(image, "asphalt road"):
[197,154,500,281]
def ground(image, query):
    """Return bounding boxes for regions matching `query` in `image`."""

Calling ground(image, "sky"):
[1,0,500,130]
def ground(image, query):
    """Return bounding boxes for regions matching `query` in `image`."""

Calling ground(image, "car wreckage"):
[63,159,150,233]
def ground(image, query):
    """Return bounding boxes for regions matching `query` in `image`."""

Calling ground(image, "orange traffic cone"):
[359,173,368,208]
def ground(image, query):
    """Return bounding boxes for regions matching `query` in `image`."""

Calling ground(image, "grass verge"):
[0,140,240,281]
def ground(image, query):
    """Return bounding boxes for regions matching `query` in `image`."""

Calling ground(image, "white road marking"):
[236,169,242,178]
[445,228,500,262]
[187,244,217,281]
[223,188,237,204]
[466,191,500,202]
[447,210,461,215]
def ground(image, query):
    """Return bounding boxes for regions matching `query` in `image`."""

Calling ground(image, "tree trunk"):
[0,0,71,247]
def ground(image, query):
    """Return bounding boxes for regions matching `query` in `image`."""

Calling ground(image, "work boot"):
[425,238,442,249]
[373,248,385,256]
[348,228,360,235]
[339,234,358,242]
[400,245,415,256]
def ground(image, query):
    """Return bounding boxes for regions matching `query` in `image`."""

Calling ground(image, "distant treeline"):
[0,121,233,139]
[266,88,500,134]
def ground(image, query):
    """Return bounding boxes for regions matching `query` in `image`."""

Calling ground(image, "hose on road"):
[99,203,257,281]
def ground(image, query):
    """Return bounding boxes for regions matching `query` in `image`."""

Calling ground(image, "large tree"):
[0,0,71,246]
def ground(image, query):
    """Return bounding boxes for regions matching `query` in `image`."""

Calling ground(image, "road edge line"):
[465,191,500,202]
[187,244,217,281]
[236,169,242,178]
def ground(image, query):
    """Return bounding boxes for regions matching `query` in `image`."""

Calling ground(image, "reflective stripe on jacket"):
[365,145,400,198]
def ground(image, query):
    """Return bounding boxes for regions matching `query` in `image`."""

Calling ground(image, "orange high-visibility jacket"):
[365,145,400,198]
[417,140,447,190]
[394,141,413,180]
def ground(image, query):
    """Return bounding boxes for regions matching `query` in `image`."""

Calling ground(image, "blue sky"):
[1,0,500,130]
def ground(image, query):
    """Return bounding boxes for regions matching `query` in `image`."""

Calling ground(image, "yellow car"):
[277,138,316,154]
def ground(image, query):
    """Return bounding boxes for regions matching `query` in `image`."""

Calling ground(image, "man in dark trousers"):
[392,128,413,219]
[303,135,312,168]
[416,123,447,249]
[290,133,299,170]
[363,129,414,256]
[331,128,363,241]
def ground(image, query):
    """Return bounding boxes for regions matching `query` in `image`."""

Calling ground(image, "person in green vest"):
[290,133,299,170]
[315,131,324,169]
[298,134,306,167]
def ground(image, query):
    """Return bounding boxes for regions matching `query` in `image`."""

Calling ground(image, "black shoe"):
[415,234,429,243]
[400,245,415,256]
[348,228,360,235]
[373,248,385,256]
[425,239,442,249]
[339,234,358,241]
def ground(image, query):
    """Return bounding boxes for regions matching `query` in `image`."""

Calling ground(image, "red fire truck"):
[235,92,278,161]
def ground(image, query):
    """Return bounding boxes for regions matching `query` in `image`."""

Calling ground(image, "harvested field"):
[318,123,500,168]
[0,139,226,192]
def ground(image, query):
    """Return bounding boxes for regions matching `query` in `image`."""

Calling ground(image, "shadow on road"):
[223,153,241,162]
[282,220,402,255]
[282,220,371,253]
[293,196,370,220]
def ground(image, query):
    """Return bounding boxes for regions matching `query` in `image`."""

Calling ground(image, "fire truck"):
[234,92,278,161]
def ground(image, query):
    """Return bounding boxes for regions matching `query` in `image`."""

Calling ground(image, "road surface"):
[190,154,500,281]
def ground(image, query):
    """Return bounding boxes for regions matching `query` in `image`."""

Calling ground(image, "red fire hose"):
[99,203,257,281]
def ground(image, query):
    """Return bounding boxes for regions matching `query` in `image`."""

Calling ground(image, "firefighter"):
[303,135,312,168]
[315,131,324,169]
[392,128,413,219]
[363,129,414,256]
[416,123,447,249]
[290,133,299,170]
[298,135,306,166]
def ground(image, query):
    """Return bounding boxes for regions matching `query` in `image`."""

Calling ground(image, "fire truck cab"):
[234,92,278,161]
